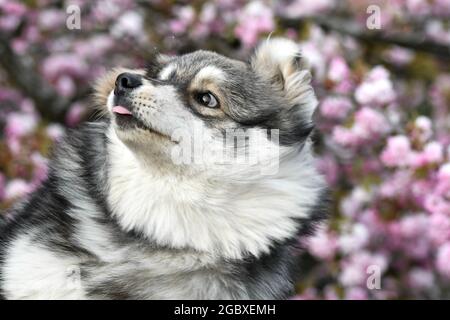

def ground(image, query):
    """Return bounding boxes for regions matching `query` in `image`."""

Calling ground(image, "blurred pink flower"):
[433,0,450,15]
[428,213,450,245]
[317,154,339,185]
[42,54,88,82]
[169,6,196,34]
[412,116,433,143]
[4,112,38,139]
[436,163,450,195]
[339,223,370,254]
[426,21,450,45]
[291,288,318,300]
[332,126,358,147]
[234,1,274,47]
[91,0,124,23]
[74,35,114,60]
[0,14,21,31]
[340,187,371,218]
[55,75,76,97]
[1,1,27,15]
[408,268,435,290]
[406,0,431,16]
[327,56,350,83]
[331,107,388,147]
[410,141,444,168]
[38,9,65,30]
[379,170,411,201]
[31,152,48,185]
[355,66,396,106]
[307,227,338,260]
[381,135,412,167]
[384,47,414,66]
[424,141,444,163]
[279,0,334,18]
[353,107,389,140]
[66,103,86,127]
[111,11,144,40]
[436,243,450,278]
[424,194,450,216]
[345,287,368,300]
[46,124,65,141]
[320,96,352,120]
[340,251,388,287]
[4,179,32,201]
[192,3,225,37]
[398,214,429,239]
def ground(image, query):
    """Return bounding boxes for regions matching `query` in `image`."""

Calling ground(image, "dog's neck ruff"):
[106,127,324,260]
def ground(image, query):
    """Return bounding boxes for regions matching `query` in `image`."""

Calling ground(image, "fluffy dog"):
[0,38,327,299]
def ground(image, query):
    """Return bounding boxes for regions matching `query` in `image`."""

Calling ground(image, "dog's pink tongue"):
[112,106,132,115]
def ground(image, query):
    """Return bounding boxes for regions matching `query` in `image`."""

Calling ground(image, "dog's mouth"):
[112,100,171,140]
[112,105,133,116]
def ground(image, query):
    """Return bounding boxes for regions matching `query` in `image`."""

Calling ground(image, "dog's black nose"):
[115,73,142,95]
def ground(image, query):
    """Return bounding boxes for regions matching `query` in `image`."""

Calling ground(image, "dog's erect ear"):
[251,38,317,119]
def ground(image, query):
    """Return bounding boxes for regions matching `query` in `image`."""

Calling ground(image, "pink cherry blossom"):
[320,96,352,119]
[436,243,450,278]
[4,112,38,139]
[339,223,370,254]
[355,66,396,106]
[398,214,429,239]
[408,268,435,290]
[381,135,413,167]
[4,179,32,201]
[46,124,65,142]
[42,54,88,82]
[428,213,450,245]
[339,251,387,287]
[308,227,338,260]
[327,56,350,83]
[66,103,87,127]
[412,116,433,143]
[234,1,274,47]
[345,287,368,300]
[279,0,334,18]
[353,107,389,140]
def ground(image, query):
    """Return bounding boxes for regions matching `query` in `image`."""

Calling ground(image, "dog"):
[0,38,328,299]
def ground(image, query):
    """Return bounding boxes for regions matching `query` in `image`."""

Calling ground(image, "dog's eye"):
[195,92,219,108]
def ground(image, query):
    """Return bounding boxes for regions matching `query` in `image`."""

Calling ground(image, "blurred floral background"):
[1,0,450,299]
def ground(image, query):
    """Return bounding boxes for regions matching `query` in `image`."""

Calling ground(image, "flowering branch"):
[282,15,450,59]
[0,33,77,123]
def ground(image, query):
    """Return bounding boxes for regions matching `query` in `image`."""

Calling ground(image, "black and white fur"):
[0,38,328,299]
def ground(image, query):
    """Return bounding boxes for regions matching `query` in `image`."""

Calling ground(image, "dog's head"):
[94,38,317,173]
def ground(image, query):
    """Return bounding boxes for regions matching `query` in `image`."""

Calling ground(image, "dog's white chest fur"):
[107,128,324,260]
